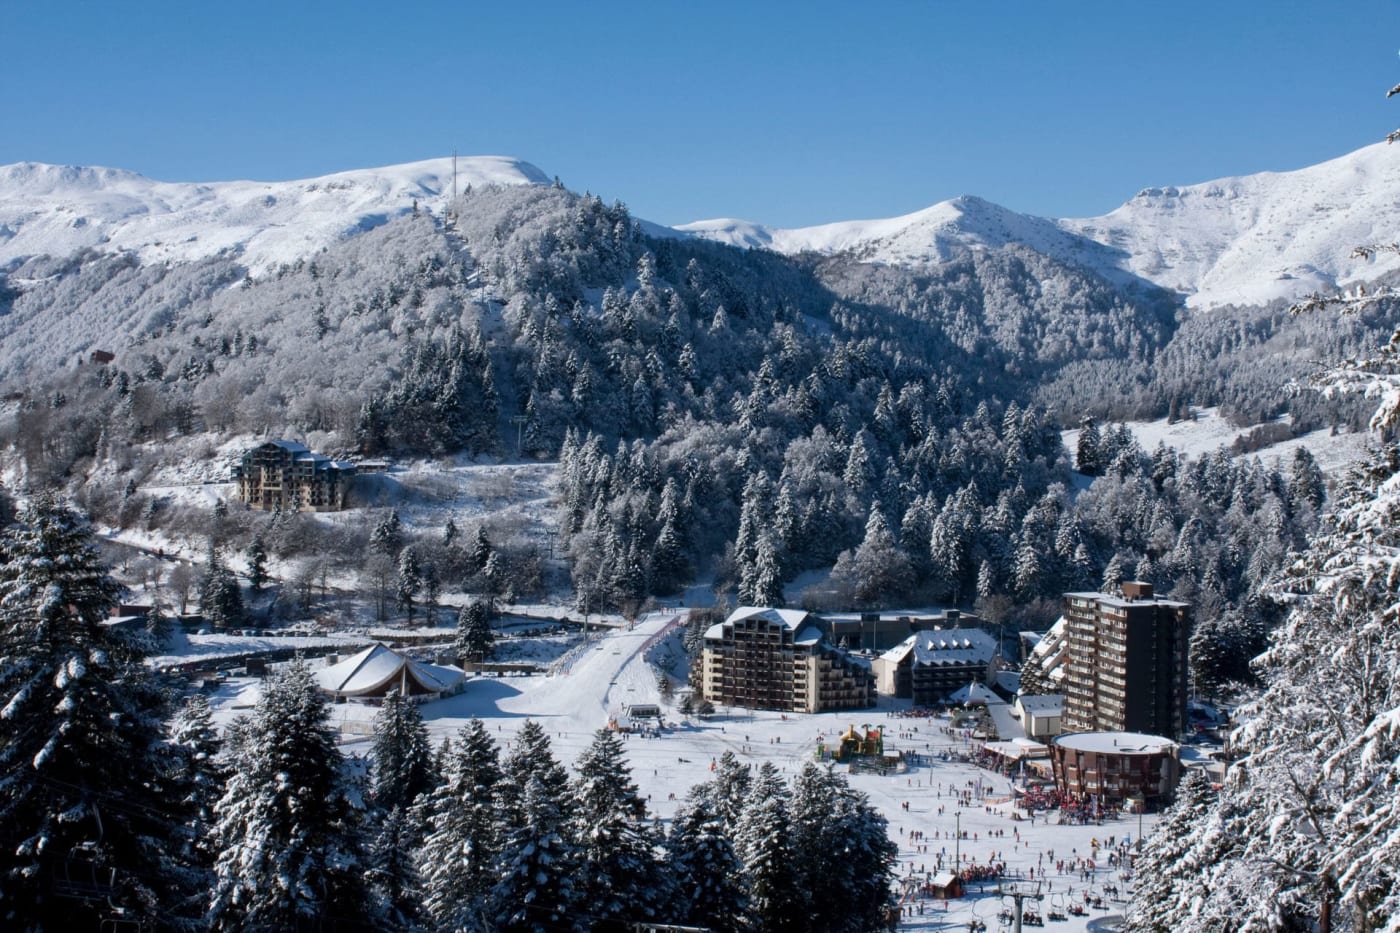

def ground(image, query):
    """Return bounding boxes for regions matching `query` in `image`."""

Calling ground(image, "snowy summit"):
[0,156,549,276]
[679,141,1400,309]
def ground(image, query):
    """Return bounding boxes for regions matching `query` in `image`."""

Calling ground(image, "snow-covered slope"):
[0,156,549,276]
[681,141,1400,309]
[1061,142,1400,308]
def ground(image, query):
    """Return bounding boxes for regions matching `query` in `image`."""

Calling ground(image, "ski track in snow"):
[208,610,1151,932]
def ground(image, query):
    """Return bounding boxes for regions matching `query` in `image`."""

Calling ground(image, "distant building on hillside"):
[1061,582,1191,737]
[233,440,356,512]
[700,606,874,713]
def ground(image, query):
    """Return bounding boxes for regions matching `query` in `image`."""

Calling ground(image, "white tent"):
[313,644,465,700]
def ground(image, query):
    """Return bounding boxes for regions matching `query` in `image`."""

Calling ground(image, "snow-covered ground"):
[206,611,1150,932]
[1063,406,1371,475]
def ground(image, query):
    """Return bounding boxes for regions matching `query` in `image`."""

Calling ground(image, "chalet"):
[233,440,356,512]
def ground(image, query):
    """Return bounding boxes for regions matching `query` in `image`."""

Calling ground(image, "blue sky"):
[7,2,1395,227]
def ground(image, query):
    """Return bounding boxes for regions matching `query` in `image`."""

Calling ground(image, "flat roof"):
[1052,731,1177,755]
[1065,591,1190,610]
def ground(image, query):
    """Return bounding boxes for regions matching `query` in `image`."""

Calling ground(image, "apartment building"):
[1061,582,1190,738]
[700,607,874,713]
[233,440,356,512]
[872,627,998,704]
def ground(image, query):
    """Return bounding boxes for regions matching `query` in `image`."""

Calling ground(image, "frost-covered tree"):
[1126,770,1218,932]
[485,775,582,933]
[370,509,403,557]
[245,535,268,592]
[668,793,752,933]
[371,690,434,812]
[454,597,495,665]
[735,768,801,933]
[199,545,244,630]
[789,763,897,933]
[209,660,373,931]
[499,719,571,827]
[366,806,424,931]
[568,728,667,926]
[0,495,190,928]
[418,720,503,930]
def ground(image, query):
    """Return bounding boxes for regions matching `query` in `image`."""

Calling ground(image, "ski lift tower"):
[994,880,1044,933]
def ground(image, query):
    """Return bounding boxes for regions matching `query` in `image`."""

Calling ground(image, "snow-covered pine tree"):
[485,775,583,933]
[1134,74,1400,931]
[454,597,495,666]
[0,494,190,928]
[245,535,268,591]
[366,805,424,931]
[209,660,374,931]
[418,719,504,930]
[788,763,898,933]
[568,728,667,926]
[1125,770,1217,932]
[498,719,571,828]
[667,791,752,933]
[164,691,225,912]
[735,765,801,933]
[370,689,434,812]
[704,750,752,832]
[199,544,245,630]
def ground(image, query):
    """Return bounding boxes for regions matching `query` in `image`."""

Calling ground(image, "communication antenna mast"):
[452,150,458,200]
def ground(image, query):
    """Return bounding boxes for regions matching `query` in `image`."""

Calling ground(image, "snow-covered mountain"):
[680,141,1400,309]
[5,141,1400,309]
[0,156,549,276]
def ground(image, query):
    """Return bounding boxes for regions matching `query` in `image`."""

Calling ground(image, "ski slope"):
[211,610,1153,932]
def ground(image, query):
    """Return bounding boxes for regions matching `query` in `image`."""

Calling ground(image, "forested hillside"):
[0,178,1388,688]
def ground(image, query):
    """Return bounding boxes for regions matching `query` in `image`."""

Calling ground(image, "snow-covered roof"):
[949,682,1000,705]
[266,439,310,453]
[883,627,997,667]
[1065,590,1190,610]
[704,606,813,640]
[1052,731,1176,755]
[794,625,824,646]
[313,643,464,697]
[1017,695,1064,716]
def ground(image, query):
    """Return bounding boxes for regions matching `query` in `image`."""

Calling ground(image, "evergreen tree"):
[245,535,268,592]
[735,769,800,933]
[499,719,571,827]
[1076,417,1103,475]
[418,720,504,930]
[371,690,434,812]
[486,776,582,933]
[200,545,245,630]
[165,691,225,907]
[370,509,403,557]
[0,495,191,928]
[790,763,898,933]
[454,597,496,665]
[1126,770,1217,932]
[668,793,752,933]
[366,806,424,931]
[569,728,667,927]
[739,530,785,607]
[209,661,373,931]
[706,750,752,831]
[396,545,422,622]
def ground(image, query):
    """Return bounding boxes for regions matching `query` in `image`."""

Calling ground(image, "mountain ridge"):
[0,156,549,277]
[4,142,1400,309]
